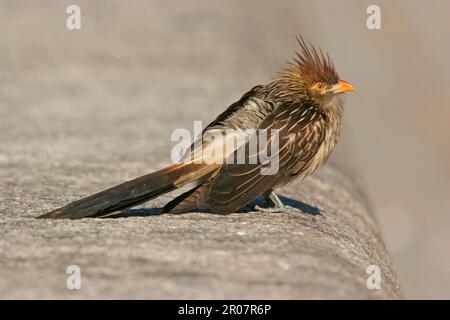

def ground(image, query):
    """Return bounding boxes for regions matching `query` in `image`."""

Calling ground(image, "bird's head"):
[275,36,355,107]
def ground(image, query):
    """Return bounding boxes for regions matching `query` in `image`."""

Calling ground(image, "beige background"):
[0,0,449,298]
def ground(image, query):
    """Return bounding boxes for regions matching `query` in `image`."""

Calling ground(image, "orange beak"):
[334,80,356,93]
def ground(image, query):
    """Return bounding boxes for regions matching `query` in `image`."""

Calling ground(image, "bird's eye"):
[316,84,324,90]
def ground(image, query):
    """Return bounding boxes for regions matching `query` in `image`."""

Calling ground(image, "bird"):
[38,36,355,219]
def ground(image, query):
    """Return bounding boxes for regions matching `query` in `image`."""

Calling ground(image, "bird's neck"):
[321,95,344,158]
[323,94,344,124]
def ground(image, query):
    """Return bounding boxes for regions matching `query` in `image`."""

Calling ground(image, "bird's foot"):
[254,204,317,222]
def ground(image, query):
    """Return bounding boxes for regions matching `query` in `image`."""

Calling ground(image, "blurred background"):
[0,0,449,298]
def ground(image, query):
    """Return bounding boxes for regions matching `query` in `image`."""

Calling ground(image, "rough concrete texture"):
[0,1,403,299]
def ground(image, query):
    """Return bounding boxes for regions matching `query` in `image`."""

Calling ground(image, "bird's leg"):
[254,190,316,221]
[262,189,284,208]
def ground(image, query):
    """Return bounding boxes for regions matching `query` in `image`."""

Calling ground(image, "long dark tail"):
[38,163,201,219]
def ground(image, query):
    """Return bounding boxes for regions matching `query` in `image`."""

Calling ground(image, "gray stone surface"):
[0,0,403,299]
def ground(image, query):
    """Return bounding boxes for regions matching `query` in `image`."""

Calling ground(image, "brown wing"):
[203,85,273,132]
[174,85,273,186]
[164,85,275,213]
[182,85,273,161]
[206,100,326,214]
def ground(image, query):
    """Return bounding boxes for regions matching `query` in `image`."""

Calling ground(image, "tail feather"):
[162,184,202,214]
[38,163,202,219]
[163,181,212,214]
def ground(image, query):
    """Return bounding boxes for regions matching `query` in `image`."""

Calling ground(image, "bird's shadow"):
[108,207,164,218]
[275,195,320,215]
[107,195,320,218]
